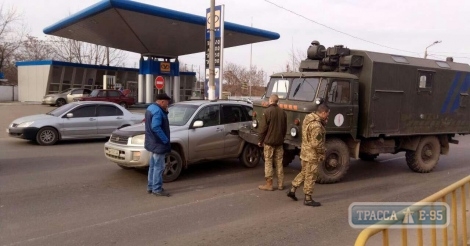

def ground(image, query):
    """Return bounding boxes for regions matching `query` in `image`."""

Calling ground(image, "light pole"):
[424,40,441,59]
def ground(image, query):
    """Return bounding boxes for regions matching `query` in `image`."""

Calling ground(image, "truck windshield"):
[289,78,319,101]
[265,78,290,99]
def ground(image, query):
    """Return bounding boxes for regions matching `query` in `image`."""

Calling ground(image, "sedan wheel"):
[36,127,59,146]
[163,150,183,182]
[56,98,66,107]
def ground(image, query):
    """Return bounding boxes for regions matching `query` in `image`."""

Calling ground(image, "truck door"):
[326,80,355,133]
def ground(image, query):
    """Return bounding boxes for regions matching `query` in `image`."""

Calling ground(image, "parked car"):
[42,88,92,107]
[104,100,255,182]
[7,101,144,145]
[74,89,135,108]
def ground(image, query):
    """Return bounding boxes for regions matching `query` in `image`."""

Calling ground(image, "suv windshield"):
[46,103,77,117]
[289,78,320,101]
[266,78,291,99]
[168,104,198,126]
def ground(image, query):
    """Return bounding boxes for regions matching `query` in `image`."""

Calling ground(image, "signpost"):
[155,76,164,90]
[205,4,224,99]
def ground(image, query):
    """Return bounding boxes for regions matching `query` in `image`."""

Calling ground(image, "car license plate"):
[108,148,119,156]
[6,128,9,133]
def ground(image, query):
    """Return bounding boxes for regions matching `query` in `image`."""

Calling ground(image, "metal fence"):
[355,175,469,246]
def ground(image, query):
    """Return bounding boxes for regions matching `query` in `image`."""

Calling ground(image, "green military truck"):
[238,40,470,183]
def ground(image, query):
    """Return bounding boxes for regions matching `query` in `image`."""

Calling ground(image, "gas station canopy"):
[43,0,280,58]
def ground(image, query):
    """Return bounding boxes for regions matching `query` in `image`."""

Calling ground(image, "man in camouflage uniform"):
[287,104,330,206]
[258,94,287,191]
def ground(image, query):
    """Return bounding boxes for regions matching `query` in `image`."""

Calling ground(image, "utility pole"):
[249,17,253,99]
[424,40,441,59]
[208,0,216,100]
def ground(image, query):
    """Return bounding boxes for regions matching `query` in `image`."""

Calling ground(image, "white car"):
[7,101,144,145]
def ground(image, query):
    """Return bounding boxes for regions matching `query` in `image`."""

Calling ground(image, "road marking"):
[379,156,405,163]
[5,188,258,246]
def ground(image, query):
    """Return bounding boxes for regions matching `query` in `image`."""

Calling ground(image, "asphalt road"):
[0,104,469,246]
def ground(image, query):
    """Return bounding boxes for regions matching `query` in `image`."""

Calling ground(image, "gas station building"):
[40,0,279,103]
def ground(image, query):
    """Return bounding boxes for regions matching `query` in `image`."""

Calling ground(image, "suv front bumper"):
[104,141,151,168]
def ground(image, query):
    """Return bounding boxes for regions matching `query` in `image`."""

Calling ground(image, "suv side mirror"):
[192,120,204,128]
[66,113,74,118]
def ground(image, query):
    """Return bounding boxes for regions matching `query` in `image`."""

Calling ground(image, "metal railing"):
[355,175,470,246]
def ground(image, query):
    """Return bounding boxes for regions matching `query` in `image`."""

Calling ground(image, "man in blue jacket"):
[145,93,172,197]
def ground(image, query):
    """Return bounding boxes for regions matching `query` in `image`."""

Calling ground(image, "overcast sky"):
[3,0,470,78]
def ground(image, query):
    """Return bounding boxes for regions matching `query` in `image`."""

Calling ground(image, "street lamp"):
[424,40,442,59]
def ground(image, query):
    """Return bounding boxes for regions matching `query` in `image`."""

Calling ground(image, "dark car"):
[75,89,135,108]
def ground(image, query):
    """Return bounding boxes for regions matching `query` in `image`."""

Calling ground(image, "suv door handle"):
[89,118,96,121]
[116,117,123,119]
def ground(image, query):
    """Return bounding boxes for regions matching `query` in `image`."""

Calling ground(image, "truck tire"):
[282,150,296,167]
[240,143,261,168]
[359,153,379,161]
[317,138,350,184]
[163,150,183,182]
[405,136,440,173]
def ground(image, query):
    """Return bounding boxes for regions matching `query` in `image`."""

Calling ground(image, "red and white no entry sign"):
[155,76,164,89]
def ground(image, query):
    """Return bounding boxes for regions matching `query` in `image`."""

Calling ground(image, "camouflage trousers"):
[291,159,319,195]
[263,144,284,183]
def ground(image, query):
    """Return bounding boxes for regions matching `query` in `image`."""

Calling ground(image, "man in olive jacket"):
[258,94,287,191]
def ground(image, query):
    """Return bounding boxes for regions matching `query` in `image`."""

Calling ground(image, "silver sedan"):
[7,101,144,145]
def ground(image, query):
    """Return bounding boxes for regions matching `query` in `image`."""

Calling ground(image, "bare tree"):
[15,35,56,61]
[0,4,27,83]
[47,36,128,66]
[276,47,307,73]
[223,62,266,97]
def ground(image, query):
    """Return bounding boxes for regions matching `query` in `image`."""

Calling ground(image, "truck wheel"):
[56,98,66,107]
[405,136,440,173]
[240,143,261,168]
[163,150,183,182]
[282,150,296,167]
[317,138,350,184]
[359,153,379,161]
[36,127,59,146]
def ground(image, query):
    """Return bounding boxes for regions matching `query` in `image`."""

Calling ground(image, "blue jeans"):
[148,153,165,192]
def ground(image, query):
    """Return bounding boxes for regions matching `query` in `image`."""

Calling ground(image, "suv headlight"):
[17,121,34,128]
[130,134,145,145]
[252,120,258,128]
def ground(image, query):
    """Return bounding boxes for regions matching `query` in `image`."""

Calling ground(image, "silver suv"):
[104,100,260,182]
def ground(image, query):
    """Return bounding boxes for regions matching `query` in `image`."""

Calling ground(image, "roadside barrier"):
[354,175,469,246]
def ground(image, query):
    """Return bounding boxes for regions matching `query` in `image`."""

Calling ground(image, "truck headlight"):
[252,120,258,128]
[17,121,34,128]
[290,127,298,137]
[130,134,145,145]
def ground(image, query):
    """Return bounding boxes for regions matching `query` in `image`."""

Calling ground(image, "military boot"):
[258,178,274,191]
[287,186,298,201]
[304,195,321,207]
